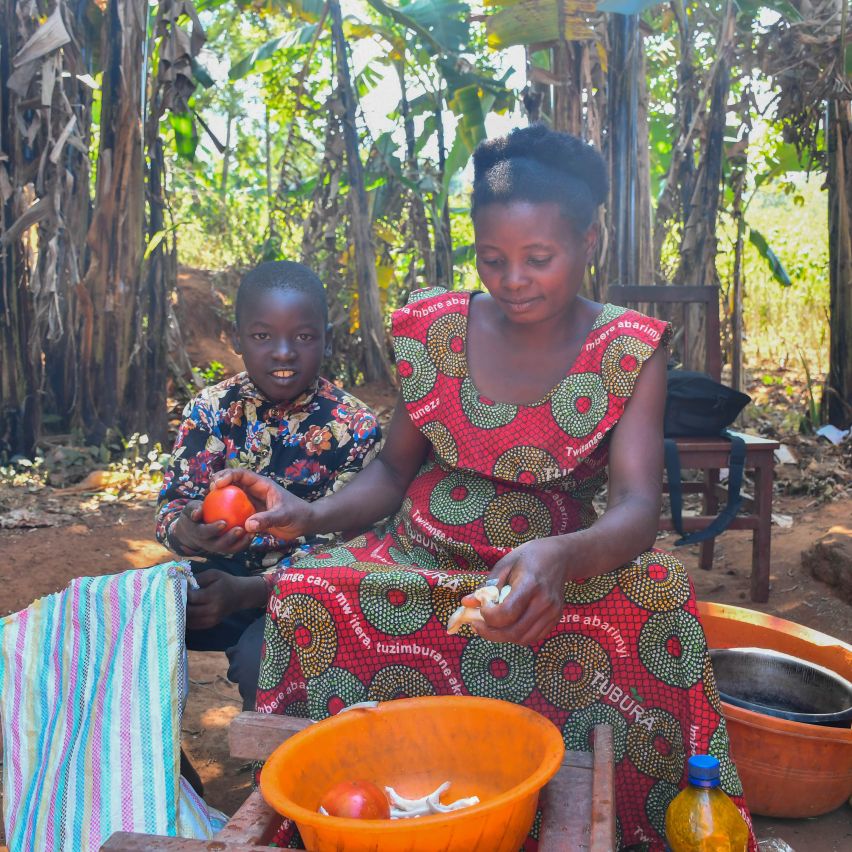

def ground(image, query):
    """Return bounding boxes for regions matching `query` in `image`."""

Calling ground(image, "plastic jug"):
[665,755,749,851]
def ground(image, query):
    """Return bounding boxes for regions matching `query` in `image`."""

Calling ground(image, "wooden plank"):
[228,711,311,761]
[214,790,279,845]
[658,516,760,532]
[589,726,616,852]
[538,757,593,851]
[101,833,279,851]
[607,284,718,304]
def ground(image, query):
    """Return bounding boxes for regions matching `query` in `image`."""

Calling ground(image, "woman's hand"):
[172,500,250,556]
[211,469,314,540]
[466,537,569,646]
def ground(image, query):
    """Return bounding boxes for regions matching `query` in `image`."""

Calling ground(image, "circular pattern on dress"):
[429,471,496,526]
[427,312,467,378]
[307,667,367,720]
[460,638,536,702]
[703,650,723,713]
[626,707,684,783]
[535,634,611,710]
[431,572,482,632]
[420,421,459,467]
[276,594,337,678]
[346,534,369,549]
[292,547,356,569]
[549,372,609,439]
[638,610,706,688]
[437,540,490,574]
[258,616,293,690]
[368,665,435,702]
[618,551,690,612]
[359,571,433,635]
[460,377,518,429]
[709,721,743,796]
[646,779,680,839]
[407,286,447,304]
[483,491,553,548]
[601,335,654,397]
[563,702,628,762]
[395,336,437,403]
[492,445,560,485]
[563,571,618,605]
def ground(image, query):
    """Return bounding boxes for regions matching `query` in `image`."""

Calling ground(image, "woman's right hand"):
[211,469,314,540]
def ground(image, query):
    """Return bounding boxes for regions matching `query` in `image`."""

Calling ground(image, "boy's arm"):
[156,394,231,555]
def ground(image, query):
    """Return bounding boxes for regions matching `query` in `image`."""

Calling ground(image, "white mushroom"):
[385,782,479,818]
[446,583,511,635]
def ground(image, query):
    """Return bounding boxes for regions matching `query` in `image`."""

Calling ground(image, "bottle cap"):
[688,754,721,788]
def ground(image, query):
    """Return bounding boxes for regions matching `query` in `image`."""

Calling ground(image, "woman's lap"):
[256,539,754,850]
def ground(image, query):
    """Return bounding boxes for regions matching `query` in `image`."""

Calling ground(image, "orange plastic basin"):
[699,601,852,817]
[259,696,565,852]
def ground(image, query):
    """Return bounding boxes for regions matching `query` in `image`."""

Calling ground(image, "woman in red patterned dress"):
[216,126,755,850]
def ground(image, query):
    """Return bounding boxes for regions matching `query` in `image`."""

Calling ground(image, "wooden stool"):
[102,712,616,851]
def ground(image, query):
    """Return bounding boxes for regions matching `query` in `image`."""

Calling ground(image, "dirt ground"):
[1,269,850,849]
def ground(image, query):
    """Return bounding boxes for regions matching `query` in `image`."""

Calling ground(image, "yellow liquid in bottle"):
[665,784,749,852]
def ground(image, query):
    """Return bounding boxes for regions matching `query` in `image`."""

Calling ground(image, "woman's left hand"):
[468,537,569,646]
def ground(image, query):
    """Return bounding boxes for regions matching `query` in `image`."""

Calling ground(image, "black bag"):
[663,370,751,546]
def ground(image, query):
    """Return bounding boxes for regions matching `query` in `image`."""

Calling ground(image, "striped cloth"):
[0,561,227,851]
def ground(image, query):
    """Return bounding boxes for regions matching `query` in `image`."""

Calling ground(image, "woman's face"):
[474,201,597,325]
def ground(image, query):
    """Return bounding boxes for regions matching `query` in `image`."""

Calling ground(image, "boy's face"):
[234,288,328,403]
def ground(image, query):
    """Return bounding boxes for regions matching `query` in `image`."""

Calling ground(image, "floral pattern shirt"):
[156,372,382,575]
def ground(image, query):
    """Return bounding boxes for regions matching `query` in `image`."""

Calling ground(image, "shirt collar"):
[236,371,321,411]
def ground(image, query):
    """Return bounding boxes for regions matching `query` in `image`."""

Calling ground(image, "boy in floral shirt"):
[156,260,382,707]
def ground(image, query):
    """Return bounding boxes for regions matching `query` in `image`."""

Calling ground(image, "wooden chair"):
[607,285,779,602]
[102,713,616,851]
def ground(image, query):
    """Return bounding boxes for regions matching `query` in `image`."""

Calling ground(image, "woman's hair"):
[471,125,609,232]
[236,260,328,325]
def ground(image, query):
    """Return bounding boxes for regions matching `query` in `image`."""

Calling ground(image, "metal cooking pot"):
[709,647,852,728]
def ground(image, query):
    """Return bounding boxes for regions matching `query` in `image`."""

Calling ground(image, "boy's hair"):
[235,260,328,326]
[471,124,609,232]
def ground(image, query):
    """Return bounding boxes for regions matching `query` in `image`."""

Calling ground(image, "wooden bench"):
[608,285,779,602]
[102,713,616,851]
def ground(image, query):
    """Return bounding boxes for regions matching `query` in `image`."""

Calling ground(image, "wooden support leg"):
[699,468,719,571]
[590,726,615,852]
[750,457,772,602]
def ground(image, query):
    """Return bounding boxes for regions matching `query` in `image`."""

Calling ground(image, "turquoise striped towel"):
[0,561,227,851]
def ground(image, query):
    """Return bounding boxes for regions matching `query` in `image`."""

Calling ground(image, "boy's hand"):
[470,538,569,646]
[186,570,259,630]
[211,469,314,540]
[172,500,250,556]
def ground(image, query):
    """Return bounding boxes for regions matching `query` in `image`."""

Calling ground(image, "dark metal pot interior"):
[710,647,852,728]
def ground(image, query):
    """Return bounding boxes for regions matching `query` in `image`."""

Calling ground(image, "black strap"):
[664,430,747,546]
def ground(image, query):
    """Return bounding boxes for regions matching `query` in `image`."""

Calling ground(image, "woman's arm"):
[561,343,667,573]
[214,396,429,540]
[476,346,667,645]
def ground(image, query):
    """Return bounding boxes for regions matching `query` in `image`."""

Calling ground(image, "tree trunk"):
[78,0,147,441]
[827,98,852,426]
[329,0,392,384]
[398,64,435,289]
[607,13,641,287]
[434,105,453,289]
[672,2,735,372]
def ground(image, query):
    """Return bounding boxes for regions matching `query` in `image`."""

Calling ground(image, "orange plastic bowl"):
[699,601,852,817]
[259,696,565,852]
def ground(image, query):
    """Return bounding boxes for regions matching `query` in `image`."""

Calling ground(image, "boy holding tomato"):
[156,260,382,708]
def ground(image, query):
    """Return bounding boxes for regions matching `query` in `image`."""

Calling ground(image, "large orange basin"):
[699,601,852,817]
[259,696,565,852]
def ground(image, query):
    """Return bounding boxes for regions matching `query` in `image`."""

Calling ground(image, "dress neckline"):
[461,291,616,408]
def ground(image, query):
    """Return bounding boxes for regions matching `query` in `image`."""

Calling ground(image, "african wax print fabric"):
[255,290,756,850]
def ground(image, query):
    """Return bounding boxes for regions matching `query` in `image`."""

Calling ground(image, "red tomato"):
[201,485,254,531]
[319,779,390,820]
